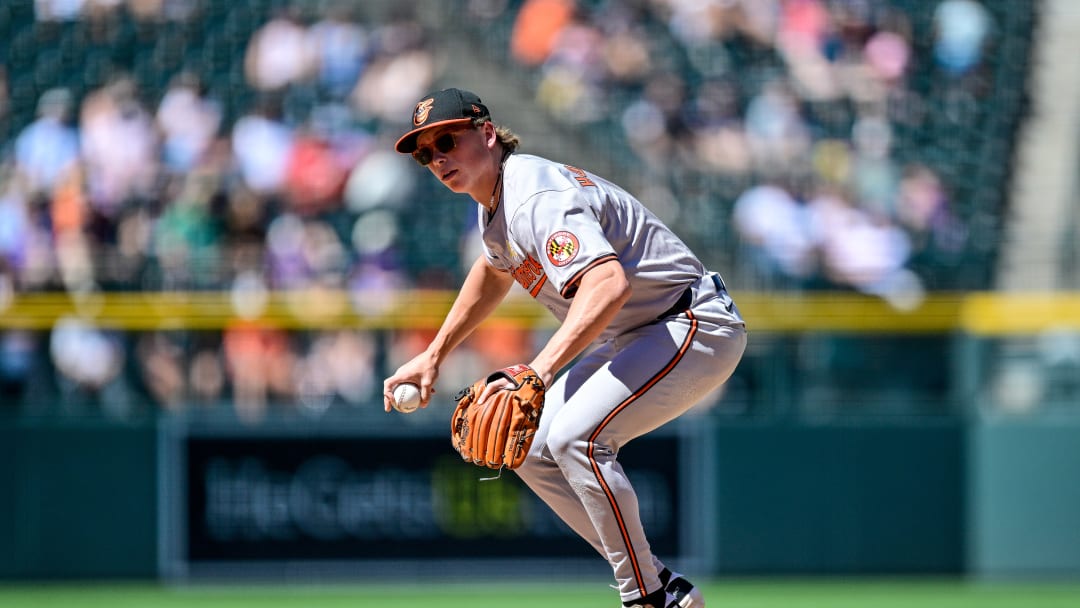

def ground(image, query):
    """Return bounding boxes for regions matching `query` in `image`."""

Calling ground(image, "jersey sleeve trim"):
[559,254,619,298]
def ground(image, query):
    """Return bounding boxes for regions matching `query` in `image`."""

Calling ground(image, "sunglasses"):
[412,130,466,166]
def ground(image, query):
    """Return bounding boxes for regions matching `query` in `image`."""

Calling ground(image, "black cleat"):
[658,568,705,608]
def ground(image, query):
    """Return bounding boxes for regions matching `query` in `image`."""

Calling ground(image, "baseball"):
[392,383,422,413]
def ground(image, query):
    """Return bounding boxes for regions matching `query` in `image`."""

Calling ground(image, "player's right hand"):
[382,352,439,412]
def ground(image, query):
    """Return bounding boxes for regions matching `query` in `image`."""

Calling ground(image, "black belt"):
[655,274,725,321]
[656,283,694,320]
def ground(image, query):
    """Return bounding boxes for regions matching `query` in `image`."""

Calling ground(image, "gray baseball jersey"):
[481,154,742,340]
[479,153,746,603]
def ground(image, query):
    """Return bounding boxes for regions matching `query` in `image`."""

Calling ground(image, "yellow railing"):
[2,290,1079,335]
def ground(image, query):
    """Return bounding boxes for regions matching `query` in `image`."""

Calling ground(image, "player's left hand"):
[450,364,546,471]
[477,375,513,404]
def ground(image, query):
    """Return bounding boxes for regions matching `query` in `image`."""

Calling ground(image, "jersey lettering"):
[564,165,595,188]
[510,253,545,292]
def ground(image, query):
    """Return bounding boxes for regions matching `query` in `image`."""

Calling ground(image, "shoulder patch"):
[545,231,580,267]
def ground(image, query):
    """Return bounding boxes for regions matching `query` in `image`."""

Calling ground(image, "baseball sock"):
[623,587,666,608]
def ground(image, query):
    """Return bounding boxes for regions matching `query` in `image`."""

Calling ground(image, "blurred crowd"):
[470,0,1007,303]
[0,0,1030,421]
[0,0,536,421]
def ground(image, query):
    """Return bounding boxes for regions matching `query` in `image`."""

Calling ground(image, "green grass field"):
[3,579,1080,608]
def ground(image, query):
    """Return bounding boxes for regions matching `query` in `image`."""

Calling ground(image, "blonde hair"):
[473,117,520,152]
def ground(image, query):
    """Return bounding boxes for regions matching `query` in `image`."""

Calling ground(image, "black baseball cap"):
[394,88,490,154]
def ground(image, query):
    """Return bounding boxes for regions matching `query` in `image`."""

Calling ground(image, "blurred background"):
[1,0,1078,589]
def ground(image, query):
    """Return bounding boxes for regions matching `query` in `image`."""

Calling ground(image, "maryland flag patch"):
[545,231,579,267]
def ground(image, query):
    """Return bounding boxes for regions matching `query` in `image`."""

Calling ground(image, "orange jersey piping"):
[587,310,699,597]
[559,254,618,298]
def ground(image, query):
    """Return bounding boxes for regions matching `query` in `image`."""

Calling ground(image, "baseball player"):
[383,88,746,608]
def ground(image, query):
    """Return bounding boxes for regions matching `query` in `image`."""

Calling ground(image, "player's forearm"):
[427,256,513,364]
[529,261,630,384]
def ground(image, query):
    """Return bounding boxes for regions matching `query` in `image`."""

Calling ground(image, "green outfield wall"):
[969,419,1080,578]
[0,419,158,579]
[4,414,1080,580]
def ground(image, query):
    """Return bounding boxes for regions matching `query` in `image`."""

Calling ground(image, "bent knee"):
[546,423,596,465]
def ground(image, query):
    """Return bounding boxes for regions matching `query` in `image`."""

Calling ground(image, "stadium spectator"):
[733,181,817,288]
[0,168,33,283]
[244,8,315,92]
[222,322,297,424]
[686,79,753,175]
[306,5,370,99]
[50,165,96,292]
[896,163,968,266]
[300,329,378,409]
[848,114,900,219]
[189,344,226,405]
[806,183,917,302]
[136,331,187,411]
[79,76,159,219]
[535,11,608,123]
[34,0,86,22]
[775,0,842,102]
[48,315,127,415]
[620,72,692,171]
[933,0,993,76]
[151,170,224,290]
[14,88,80,199]
[743,79,812,175]
[350,8,436,124]
[863,16,913,88]
[156,72,223,175]
[231,97,294,196]
[509,0,575,67]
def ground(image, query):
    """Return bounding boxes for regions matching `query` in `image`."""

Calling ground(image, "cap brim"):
[394,118,475,153]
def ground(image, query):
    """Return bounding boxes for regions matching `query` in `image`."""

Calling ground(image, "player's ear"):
[482,121,498,148]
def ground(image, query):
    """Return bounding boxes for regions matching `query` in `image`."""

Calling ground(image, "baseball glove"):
[450,364,546,471]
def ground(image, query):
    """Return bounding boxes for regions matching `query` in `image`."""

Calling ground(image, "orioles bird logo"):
[545,231,579,267]
[413,98,435,126]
